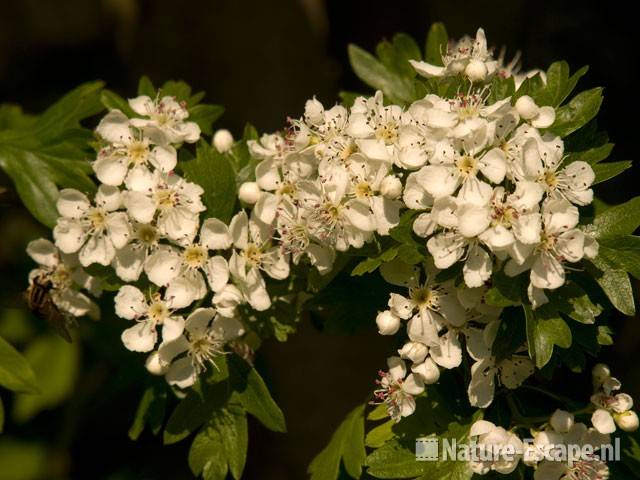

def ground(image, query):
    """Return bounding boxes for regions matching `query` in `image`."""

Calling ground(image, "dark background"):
[0,1,638,479]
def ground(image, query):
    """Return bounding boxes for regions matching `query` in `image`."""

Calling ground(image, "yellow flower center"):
[375,122,398,145]
[355,181,373,198]
[183,245,207,268]
[128,140,150,165]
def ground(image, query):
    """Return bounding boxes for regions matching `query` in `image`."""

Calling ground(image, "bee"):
[25,275,73,343]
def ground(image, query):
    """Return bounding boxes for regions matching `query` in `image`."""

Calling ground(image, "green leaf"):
[0,335,39,394]
[538,61,570,106]
[181,142,237,223]
[0,82,102,226]
[365,419,395,448]
[548,87,603,137]
[0,440,47,480]
[0,397,4,433]
[12,334,79,422]
[229,356,286,433]
[485,271,525,307]
[128,383,168,440]
[565,143,614,165]
[348,44,415,104]
[592,161,632,184]
[597,236,640,279]
[524,305,572,369]
[351,246,399,276]
[189,403,248,480]
[564,65,589,103]
[587,256,635,316]
[189,104,224,136]
[424,23,448,66]
[164,362,231,445]
[308,404,366,480]
[592,197,640,239]
[550,283,602,324]
[138,76,156,97]
[100,89,135,117]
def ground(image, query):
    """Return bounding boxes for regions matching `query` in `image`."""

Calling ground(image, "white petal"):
[457,205,491,238]
[411,358,440,384]
[162,316,185,343]
[128,95,154,116]
[409,59,446,78]
[430,331,463,369]
[26,238,59,268]
[144,247,182,286]
[210,315,245,342]
[57,189,90,218]
[93,156,128,186]
[253,193,279,225]
[531,253,565,290]
[229,211,249,249]
[165,356,197,389]
[418,166,459,198]
[123,191,156,224]
[479,148,507,183]
[499,357,534,389]
[96,109,132,144]
[200,218,232,250]
[79,235,116,266]
[114,285,147,319]
[149,145,177,172]
[105,212,131,249]
[205,255,230,292]
[531,106,555,128]
[463,245,492,287]
[592,409,616,434]
[53,218,87,254]
[113,244,145,282]
[401,373,425,396]
[427,232,466,269]
[122,321,157,352]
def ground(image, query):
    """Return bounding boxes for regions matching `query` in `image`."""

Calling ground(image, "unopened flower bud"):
[398,341,428,363]
[592,363,611,387]
[213,129,234,152]
[615,411,639,432]
[411,358,440,384]
[550,409,574,433]
[515,95,539,120]
[145,351,168,375]
[376,310,401,335]
[465,59,488,82]
[380,175,402,199]
[238,182,261,205]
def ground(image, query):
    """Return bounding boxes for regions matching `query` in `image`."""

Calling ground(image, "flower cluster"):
[469,364,638,478]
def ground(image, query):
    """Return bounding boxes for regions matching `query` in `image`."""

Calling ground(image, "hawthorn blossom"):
[410,28,498,82]
[93,109,177,186]
[589,364,639,434]
[468,420,524,475]
[115,285,188,352]
[128,95,200,144]
[26,238,100,319]
[122,171,205,245]
[147,307,245,388]
[465,322,534,408]
[53,186,131,267]
[505,199,598,297]
[372,356,425,422]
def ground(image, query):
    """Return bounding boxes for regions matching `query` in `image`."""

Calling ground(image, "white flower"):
[227,210,290,311]
[128,95,200,144]
[372,356,424,422]
[122,171,205,245]
[151,308,244,388]
[53,186,131,267]
[93,109,177,186]
[518,134,594,206]
[238,181,262,204]
[298,171,376,251]
[465,322,534,408]
[143,218,231,307]
[410,28,498,82]
[115,285,187,352]
[346,91,409,165]
[112,222,164,282]
[591,391,637,434]
[505,199,596,294]
[468,420,524,475]
[376,310,401,335]
[531,421,611,480]
[26,238,100,319]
